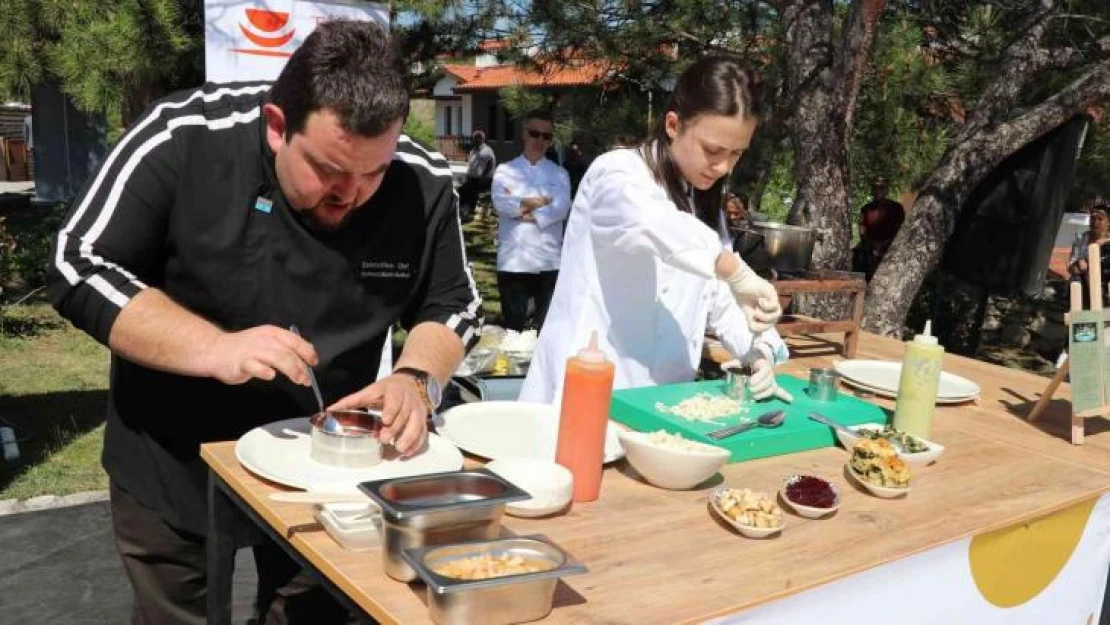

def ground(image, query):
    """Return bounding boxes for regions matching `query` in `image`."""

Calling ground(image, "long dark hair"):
[640,56,759,229]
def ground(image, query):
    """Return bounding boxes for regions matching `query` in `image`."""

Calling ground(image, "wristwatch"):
[394,367,443,411]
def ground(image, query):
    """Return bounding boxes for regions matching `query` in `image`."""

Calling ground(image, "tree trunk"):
[781,0,884,316]
[863,58,1110,335]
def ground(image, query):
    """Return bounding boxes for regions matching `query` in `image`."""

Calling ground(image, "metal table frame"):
[206,470,377,624]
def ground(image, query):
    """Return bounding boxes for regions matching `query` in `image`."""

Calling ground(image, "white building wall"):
[461,94,473,135]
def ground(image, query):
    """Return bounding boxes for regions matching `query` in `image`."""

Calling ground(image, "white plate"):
[834,360,981,402]
[437,401,625,464]
[235,418,464,492]
[485,458,573,518]
[839,375,978,404]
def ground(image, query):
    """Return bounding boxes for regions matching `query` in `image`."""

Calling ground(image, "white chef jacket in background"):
[491,155,572,273]
[519,147,788,405]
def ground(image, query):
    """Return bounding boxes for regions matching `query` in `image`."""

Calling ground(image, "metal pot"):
[735,221,817,273]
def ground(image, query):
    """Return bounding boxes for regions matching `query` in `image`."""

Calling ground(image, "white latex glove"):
[724,255,782,333]
[747,344,779,401]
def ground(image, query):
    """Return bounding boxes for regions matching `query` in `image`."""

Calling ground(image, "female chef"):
[519,55,788,405]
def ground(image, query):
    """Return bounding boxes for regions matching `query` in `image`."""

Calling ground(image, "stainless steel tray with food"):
[358,468,530,581]
[401,535,587,625]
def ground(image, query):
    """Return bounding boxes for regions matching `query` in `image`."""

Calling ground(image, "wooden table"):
[201,332,1110,624]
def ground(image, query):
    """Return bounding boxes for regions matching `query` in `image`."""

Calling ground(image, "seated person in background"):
[724,193,750,251]
[458,129,496,223]
[851,177,905,281]
[563,140,591,201]
[1069,200,1110,300]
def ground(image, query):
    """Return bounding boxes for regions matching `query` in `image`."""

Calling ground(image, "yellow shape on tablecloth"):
[968,497,1097,608]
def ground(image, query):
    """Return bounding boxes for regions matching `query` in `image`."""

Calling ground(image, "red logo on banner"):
[232,8,294,57]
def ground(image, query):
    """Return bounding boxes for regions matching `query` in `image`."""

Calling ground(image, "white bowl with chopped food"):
[845,463,911,498]
[485,458,573,518]
[618,430,729,490]
[709,487,784,538]
[835,423,944,467]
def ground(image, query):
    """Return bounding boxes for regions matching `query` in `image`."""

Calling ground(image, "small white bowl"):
[708,488,784,538]
[485,457,573,518]
[779,475,840,519]
[845,464,911,499]
[835,423,945,467]
[618,430,730,490]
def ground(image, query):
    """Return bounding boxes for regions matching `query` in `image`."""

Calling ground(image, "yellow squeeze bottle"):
[892,320,944,439]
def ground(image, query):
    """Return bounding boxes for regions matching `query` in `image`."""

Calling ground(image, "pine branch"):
[999,57,1110,148]
[956,0,1058,143]
[1030,34,1110,71]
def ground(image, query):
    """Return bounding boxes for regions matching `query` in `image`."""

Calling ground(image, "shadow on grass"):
[0,389,108,491]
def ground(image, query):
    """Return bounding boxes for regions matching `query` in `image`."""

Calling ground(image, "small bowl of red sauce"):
[780,474,840,519]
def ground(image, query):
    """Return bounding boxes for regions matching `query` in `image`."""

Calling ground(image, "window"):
[443,107,452,135]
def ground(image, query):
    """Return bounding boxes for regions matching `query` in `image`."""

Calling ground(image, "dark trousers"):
[497,270,558,331]
[110,481,352,625]
[458,177,491,223]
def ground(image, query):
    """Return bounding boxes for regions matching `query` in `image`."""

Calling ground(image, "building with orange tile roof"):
[432,41,616,162]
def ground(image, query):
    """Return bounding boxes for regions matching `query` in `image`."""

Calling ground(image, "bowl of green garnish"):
[835,423,944,467]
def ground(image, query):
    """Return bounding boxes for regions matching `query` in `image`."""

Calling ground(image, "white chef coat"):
[491,155,572,273]
[519,147,788,405]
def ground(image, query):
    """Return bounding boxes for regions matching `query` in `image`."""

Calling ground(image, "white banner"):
[204,0,389,83]
[710,494,1110,624]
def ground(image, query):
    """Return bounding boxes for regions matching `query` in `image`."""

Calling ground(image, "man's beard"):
[293,200,356,234]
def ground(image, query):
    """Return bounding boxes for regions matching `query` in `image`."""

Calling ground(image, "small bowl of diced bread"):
[709,487,784,538]
[618,430,729,490]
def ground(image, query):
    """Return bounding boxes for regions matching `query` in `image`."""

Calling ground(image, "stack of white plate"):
[833,360,981,404]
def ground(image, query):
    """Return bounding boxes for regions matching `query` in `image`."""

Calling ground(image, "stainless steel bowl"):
[358,469,530,581]
[309,409,383,468]
[736,221,817,273]
[402,535,587,625]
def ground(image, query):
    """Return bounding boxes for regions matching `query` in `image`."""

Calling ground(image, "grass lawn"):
[0,302,110,500]
[0,216,503,500]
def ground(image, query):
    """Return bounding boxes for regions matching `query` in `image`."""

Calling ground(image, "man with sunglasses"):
[491,110,572,330]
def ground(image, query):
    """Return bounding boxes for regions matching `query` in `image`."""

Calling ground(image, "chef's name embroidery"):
[361,260,412,279]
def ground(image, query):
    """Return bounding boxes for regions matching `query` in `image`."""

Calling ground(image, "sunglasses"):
[526,129,554,141]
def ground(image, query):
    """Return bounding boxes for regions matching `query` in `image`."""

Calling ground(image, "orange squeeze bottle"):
[555,331,615,502]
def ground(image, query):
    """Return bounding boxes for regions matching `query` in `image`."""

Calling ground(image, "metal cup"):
[807,368,841,402]
[725,365,754,403]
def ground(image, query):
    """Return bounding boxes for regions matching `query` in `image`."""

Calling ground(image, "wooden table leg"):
[844,287,865,358]
[1072,416,1085,445]
[1029,358,1069,422]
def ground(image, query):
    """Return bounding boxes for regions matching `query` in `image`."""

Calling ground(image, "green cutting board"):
[610,375,890,463]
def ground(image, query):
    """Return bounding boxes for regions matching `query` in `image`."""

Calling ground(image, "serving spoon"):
[707,409,786,440]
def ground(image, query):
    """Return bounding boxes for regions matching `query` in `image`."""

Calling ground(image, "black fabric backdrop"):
[941,115,1091,297]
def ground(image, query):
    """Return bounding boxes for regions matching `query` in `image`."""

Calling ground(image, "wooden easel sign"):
[1068,307,1103,414]
[1030,242,1109,443]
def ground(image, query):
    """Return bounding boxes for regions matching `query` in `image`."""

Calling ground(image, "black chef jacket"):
[47,82,483,534]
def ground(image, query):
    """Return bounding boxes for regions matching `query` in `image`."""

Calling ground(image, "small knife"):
[807,412,857,438]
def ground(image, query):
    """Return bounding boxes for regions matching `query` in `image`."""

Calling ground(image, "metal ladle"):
[289,325,342,435]
[707,409,787,441]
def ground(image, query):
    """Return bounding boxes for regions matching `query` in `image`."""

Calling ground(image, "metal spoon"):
[706,409,786,440]
[289,325,341,434]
